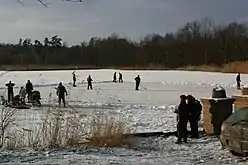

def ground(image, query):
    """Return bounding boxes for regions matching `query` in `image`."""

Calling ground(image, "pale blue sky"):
[0,0,247,45]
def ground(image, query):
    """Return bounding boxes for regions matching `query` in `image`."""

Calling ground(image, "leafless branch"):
[16,0,84,7]
[17,0,25,6]
[37,0,48,7]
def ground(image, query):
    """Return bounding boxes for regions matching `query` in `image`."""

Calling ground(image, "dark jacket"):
[135,76,141,84]
[26,82,33,92]
[73,74,76,82]
[87,77,93,83]
[178,100,189,123]
[189,100,202,121]
[57,85,67,97]
[236,74,241,82]
[6,83,15,93]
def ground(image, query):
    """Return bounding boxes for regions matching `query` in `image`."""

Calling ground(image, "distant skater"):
[134,75,141,90]
[113,72,117,83]
[87,75,93,90]
[119,72,123,83]
[26,80,33,101]
[56,82,68,107]
[236,73,241,90]
[5,81,15,103]
[72,71,76,87]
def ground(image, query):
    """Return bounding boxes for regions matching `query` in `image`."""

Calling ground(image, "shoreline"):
[0,65,189,71]
[0,64,244,74]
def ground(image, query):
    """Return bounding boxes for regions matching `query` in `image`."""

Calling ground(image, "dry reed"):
[2,107,129,150]
[222,61,248,74]
[186,61,248,74]
[87,115,128,147]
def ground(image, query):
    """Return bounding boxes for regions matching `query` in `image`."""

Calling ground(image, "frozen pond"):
[0,69,247,165]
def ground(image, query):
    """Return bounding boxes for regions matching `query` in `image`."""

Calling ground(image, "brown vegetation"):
[185,64,222,72]
[0,106,130,150]
[221,61,248,74]
[87,116,131,148]
[186,61,248,74]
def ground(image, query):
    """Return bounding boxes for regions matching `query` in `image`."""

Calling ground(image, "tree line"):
[1,18,248,68]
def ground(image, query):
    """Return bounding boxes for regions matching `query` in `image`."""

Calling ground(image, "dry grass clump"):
[1,106,130,150]
[40,109,89,149]
[87,116,129,148]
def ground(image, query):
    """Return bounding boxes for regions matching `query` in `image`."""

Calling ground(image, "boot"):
[175,138,182,144]
[183,137,187,143]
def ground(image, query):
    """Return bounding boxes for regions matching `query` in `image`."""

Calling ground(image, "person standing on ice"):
[5,81,15,103]
[26,80,33,101]
[72,71,76,87]
[236,73,241,90]
[119,72,123,83]
[56,82,68,107]
[134,75,141,90]
[175,95,189,144]
[19,86,26,104]
[187,95,202,138]
[87,75,93,90]
[113,72,117,83]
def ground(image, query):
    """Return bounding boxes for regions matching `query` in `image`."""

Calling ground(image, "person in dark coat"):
[32,90,41,106]
[87,75,93,90]
[72,71,76,87]
[26,80,33,101]
[134,75,141,90]
[113,72,117,83]
[119,72,123,83]
[176,95,189,144]
[187,95,202,138]
[56,82,68,107]
[12,94,21,106]
[236,73,241,90]
[5,81,15,103]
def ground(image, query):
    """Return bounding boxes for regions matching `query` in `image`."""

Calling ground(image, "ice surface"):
[0,69,246,164]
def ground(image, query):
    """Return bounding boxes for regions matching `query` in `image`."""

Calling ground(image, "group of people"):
[72,72,94,90]
[57,74,93,107]
[113,72,123,83]
[175,94,202,144]
[113,72,141,90]
[72,71,142,91]
[4,80,41,106]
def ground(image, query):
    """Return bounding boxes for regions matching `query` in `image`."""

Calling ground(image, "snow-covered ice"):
[0,69,247,165]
